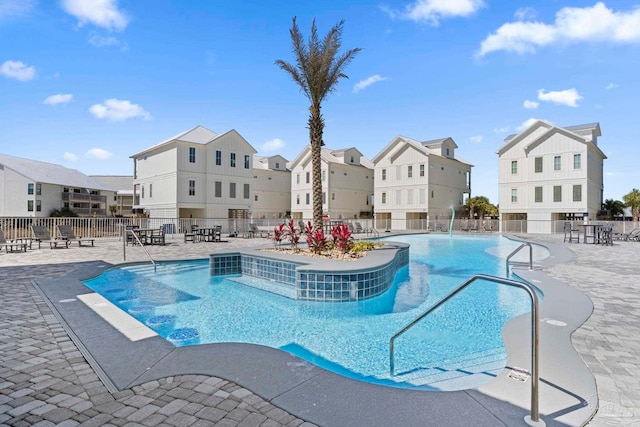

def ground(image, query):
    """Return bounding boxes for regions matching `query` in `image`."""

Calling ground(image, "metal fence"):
[1,216,638,241]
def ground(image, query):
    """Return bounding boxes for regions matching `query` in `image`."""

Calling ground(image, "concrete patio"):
[0,233,638,426]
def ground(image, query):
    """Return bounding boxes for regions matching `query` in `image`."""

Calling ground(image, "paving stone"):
[236,412,267,427]
[194,406,226,423]
[164,412,198,427]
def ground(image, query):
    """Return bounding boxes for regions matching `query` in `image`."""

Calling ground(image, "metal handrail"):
[389,274,543,426]
[366,227,379,238]
[122,229,157,272]
[506,242,533,275]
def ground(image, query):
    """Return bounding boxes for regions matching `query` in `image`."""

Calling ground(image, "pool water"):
[83,234,546,390]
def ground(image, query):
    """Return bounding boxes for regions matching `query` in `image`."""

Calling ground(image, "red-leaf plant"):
[285,220,300,251]
[331,223,353,253]
[305,221,327,254]
[272,223,285,249]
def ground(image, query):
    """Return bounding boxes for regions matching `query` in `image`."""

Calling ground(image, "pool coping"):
[33,235,596,427]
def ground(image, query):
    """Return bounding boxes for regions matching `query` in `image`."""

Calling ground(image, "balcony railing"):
[61,193,107,203]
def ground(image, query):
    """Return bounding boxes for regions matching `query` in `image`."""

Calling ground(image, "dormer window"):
[446,148,450,157]
[350,155,354,163]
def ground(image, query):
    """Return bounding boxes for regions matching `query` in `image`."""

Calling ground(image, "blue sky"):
[1,0,639,203]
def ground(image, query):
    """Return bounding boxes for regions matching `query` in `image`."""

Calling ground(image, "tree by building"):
[465,196,498,219]
[275,18,361,231]
[622,188,640,222]
[50,207,78,217]
[601,198,625,219]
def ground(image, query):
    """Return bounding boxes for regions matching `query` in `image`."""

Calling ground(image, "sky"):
[1,0,639,204]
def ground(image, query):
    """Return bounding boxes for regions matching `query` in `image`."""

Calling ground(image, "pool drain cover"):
[508,367,531,382]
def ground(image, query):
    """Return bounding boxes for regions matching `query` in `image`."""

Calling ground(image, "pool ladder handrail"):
[389,274,544,427]
[506,242,534,275]
[366,227,379,238]
[122,229,157,272]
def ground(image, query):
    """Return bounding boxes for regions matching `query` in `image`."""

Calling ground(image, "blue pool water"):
[83,234,546,390]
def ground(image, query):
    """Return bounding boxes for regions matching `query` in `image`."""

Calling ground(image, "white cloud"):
[0,0,36,20]
[389,0,484,25]
[523,99,539,109]
[478,2,640,56]
[89,33,120,47]
[63,152,78,162]
[0,60,36,81]
[61,0,129,30]
[469,135,483,144]
[514,7,537,21]
[493,126,510,133]
[606,82,619,90]
[517,118,540,131]
[85,148,113,160]
[43,94,73,106]
[537,88,583,107]
[260,138,285,153]
[353,74,388,93]
[89,98,151,121]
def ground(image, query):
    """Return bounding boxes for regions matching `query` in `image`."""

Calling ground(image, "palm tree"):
[602,198,625,219]
[276,17,361,231]
[622,188,640,222]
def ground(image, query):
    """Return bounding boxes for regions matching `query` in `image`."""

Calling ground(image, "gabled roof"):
[253,154,289,171]
[372,135,471,166]
[130,125,219,158]
[290,146,373,170]
[496,120,606,159]
[0,154,115,190]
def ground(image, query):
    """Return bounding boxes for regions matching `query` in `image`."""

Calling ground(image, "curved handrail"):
[389,274,543,426]
[122,229,157,272]
[506,242,533,275]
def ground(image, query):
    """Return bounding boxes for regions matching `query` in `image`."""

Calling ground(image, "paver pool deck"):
[0,233,638,426]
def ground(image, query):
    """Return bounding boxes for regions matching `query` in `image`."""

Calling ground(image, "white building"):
[497,120,606,233]
[0,154,116,217]
[252,155,291,220]
[131,126,257,219]
[91,175,133,217]
[289,146,374,220]
[372,136,472,230]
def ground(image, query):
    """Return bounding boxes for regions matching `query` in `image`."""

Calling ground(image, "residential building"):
[289,146,374,220]
[130,126,257,219]
[497,120,606,233]
[91,175,133,217]
[0,154,116,217]
[372,136,472,230]
[252,155,291,220]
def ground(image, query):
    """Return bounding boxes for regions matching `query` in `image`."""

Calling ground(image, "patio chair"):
[354,222,365,233]
[563,222,580,243]
[150,226,166,245]
[249,223,268,238]
[56,224,95,247]
[31,225,69,249]
[0,230,27,253]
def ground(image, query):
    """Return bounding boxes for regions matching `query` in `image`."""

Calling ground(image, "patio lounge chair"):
[563,222,580,243]
[56,225,95,247]
[249,223,268,238]
[616,227,639,241]
[31,225,69,249]
[354,222,365,233]
[0,230,27,253]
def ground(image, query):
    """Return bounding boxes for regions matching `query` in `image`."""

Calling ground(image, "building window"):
[296,174,300,184]
[306,172,310,184]
[230,182,236,198]
[322,192,326,204]
[446,147,450,156]
[573,185,582,202]
[511,189,518,203]
[214,181,222,198]
[141,185,145,199]
[381,192,386,204]
[535,157,543,173]
[63,187,69,193]
[36,200,41,212]
[188,180,195,196]
[36,184,41,195]
[322,170,326,181]
[366,195,369,205]
[189,147,196,163]
[275,162,280,169]
[296,194,300,205]
[431,190,434,199]
[27,200,33,211]
[511,161,518,175]
[149,184,152,198]
[28,183,34,195]
[305,193,310,204]
[420,164,425,177]
[254,195,258,202]
[230,153,236,167]
[243,183,250,199]
[574,154,581,169]
[553,185,562,202]
[350,155,354,163]
[408,165,413,178]
[382,169,386,181]
[244,155,250,169]
[554,156,561,171]
[331,192,335,200]
[535,186,543,203]
[216,150,222,166]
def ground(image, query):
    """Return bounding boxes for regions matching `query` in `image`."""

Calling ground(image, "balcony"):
[62,192,107,204]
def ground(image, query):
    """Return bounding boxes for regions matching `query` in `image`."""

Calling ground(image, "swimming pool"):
[83,234,547,390]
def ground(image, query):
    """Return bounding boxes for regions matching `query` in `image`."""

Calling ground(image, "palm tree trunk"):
[308,106,324,231]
